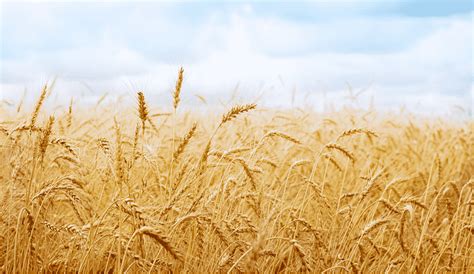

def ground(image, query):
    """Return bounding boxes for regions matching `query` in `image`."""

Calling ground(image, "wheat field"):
[0,71,473,273]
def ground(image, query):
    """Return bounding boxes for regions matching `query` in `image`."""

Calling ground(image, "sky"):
[0,0,473,115]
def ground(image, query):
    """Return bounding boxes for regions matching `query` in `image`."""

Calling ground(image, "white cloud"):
[1,4,472,116]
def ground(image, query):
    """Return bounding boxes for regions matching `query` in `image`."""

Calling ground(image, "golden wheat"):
[173,67,184,110]
[173,122,197,162]
[30,84,48,127]
[137,91,149,133]
[0,74,472,273]
[220,103,257,126]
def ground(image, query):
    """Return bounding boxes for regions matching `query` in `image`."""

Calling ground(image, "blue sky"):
[0,0,472,114]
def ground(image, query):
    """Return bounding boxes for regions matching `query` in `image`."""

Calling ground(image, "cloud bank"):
[1,2,472,115]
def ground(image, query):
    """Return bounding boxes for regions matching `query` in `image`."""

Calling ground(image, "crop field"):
[0,71,473,273]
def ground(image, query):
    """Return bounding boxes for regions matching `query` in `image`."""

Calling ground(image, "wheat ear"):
[137,92,149,134]
[173,67,184,110]
[337,128,378,140]
[173,122,197,162]
[325,143,356,163]
[30,84,48,127]
[219,104,256,126]
[39,116,55,162]
[67,98,73,129]
[359,219,390,238]
[265,131,301,144]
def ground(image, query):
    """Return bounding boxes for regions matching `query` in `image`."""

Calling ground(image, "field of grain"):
[0,72,473,273]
